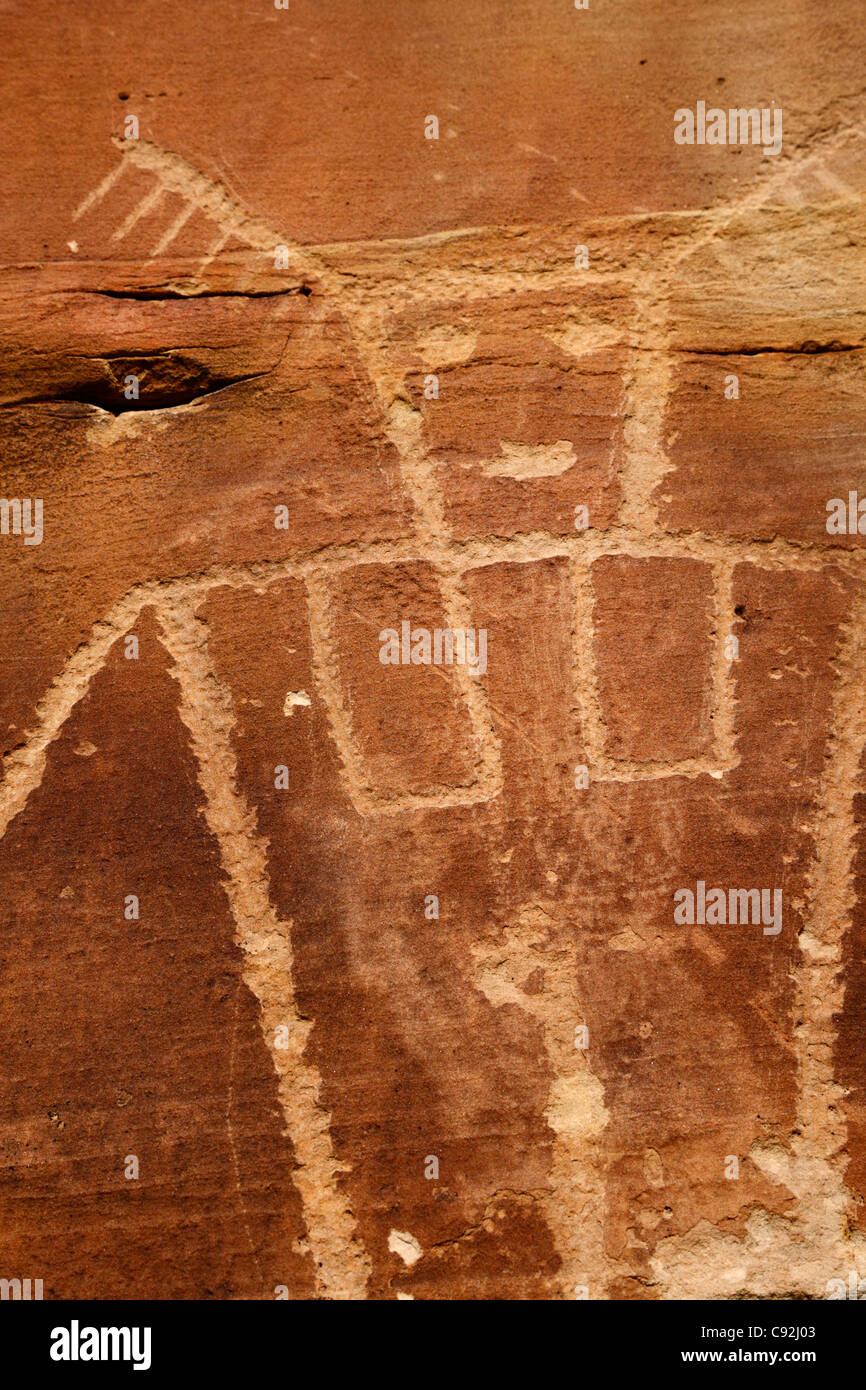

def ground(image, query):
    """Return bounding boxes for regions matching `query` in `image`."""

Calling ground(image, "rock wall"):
[0,0,865,1299]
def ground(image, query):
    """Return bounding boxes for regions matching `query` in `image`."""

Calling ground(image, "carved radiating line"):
[110,184,164,243]
[72,156,128,221]
[196,226,237,275]
[152,201,196,254]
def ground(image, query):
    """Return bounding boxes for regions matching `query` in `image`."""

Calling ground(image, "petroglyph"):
[4,93,866,1301]
[472,910,611,1298]
[156,596,371,1300]
[478,441,577,480]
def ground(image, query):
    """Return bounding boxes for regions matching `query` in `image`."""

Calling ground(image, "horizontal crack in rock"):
[0,358,274,413]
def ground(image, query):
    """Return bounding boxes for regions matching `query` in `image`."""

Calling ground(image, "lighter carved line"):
[155,594,372,1300]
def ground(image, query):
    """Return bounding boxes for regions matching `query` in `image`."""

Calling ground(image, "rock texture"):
[0,0,865,1300]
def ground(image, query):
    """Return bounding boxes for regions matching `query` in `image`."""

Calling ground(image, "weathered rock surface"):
[0,0,865,1300]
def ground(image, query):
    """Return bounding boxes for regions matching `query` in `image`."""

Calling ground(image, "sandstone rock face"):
[0,0,865,1301]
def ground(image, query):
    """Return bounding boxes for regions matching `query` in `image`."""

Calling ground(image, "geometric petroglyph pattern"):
[64,124,866,800]
[3,51,866,1303]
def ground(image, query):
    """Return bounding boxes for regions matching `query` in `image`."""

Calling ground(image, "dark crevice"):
[1,360,273,414]
[90,284,314,301]
[681,341,864,356]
